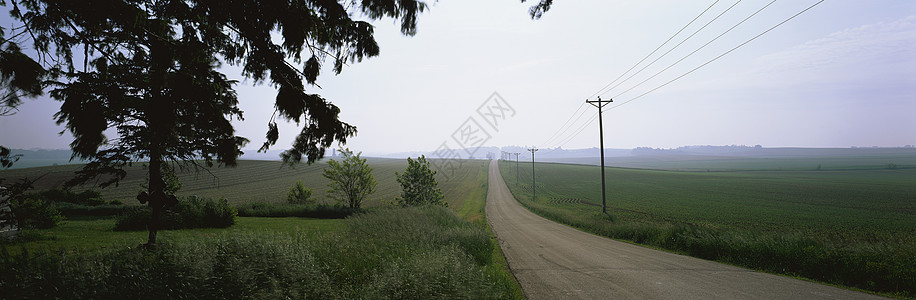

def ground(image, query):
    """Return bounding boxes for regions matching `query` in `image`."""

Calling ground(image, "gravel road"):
[485,160,882,299]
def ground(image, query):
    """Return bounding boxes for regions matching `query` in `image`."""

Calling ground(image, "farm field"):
[1,158,492,251]
[497,159,916,297]
[2,158,523,298]
[545,152,916,172]
[0,158,487,208]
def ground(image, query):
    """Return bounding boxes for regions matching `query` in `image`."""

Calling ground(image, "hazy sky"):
[1,0,914,156]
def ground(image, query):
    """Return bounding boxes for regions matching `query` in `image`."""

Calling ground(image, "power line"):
[588,0,724,99]
[544,111,598,151]
[598,0,742,98]
[610,0,776,99]
[542,105,592,148]
[542,1,725,152]
[541,0,825,151]
[540,101,587,146]
[609,0,825,110]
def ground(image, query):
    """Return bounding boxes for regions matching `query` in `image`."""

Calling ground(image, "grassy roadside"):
[1,159,524,298]
[453,160,525,300]
[2,207,515,298]
[497,160,915,298]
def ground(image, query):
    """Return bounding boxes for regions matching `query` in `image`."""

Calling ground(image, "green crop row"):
[498,160,916,298]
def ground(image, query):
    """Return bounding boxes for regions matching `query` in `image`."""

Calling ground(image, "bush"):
[25,188,108,206]
[114,197,236,231]
[74,190,103,204]
[236,203,358,219]
[53,202,133,217]
[287,181,314,204]
[85,197,106,206]
[9,197,64,229]
[395,155,446,207]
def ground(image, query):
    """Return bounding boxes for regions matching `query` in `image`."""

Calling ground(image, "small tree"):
[396,155,445,207]
[287,181,313,205]
[322,149,375,209]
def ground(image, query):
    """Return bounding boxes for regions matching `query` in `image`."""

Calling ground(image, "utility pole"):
[528,148,538,201]
[586,96,613,214]
[513,152,520,186]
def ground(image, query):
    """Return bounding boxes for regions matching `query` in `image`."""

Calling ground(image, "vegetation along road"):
[485,160,881,299]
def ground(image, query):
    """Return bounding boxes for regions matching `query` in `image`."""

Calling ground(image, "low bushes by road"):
[235,202,359,219]
[114,196,236,231]
[0,205,516,299]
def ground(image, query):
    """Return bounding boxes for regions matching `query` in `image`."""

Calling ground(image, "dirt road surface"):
[485,161,882,299]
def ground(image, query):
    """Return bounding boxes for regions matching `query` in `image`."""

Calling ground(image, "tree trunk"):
[144,19,170,247]
[145,155,165,246]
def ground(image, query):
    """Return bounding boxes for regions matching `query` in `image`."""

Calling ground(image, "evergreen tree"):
[2,0,426,245]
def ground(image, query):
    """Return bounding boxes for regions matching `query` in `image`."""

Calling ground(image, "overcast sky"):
[1,0,914,156]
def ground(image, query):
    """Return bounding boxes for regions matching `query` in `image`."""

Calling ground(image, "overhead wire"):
[586,0,723,100]
[543,0,726,152]
[608,0,825,110]
[599,0,743,98]
[541,108,594,152]
[546,111,600,152]
[609,0,776,99]
[544,0,825,150]
[540,102,588,146]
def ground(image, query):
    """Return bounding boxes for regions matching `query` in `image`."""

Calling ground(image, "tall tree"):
[3,0,427,246]
[322,148,375,209]
[1,18,46,167]
[521,0,554,19]
[395,155,445,207]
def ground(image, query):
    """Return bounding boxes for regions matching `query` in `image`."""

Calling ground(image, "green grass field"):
[554,152,916,172]
[0,158,485,208]
[1,158,523,299]
[498,159,916,297]
[0,158,493,251]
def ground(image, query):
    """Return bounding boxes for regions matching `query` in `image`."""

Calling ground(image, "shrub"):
[54,203,133,217]
[9,197,64,229]
[323,148,376,209]
[114,197,236,231]
[287,181,314,204]
[75,190,103,204]
[37,188,69,202]
[85,197,106,206]
[26,188,107,206]
[395,155,446,207]
[236,203,358,219]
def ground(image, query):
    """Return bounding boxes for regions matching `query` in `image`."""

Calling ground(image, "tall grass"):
[0,205,515,299]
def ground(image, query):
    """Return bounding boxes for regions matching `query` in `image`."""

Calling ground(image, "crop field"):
[0,158,488,208]
[547,152,916,172]
[498,159,916,297]
[2,158,523,298]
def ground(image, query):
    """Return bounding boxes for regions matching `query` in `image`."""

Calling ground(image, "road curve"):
[484,160,882,299]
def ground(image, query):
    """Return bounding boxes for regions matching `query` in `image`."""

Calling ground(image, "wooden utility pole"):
[586,96,613,214]
[513,152,521,186]
[528,148,538,201]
